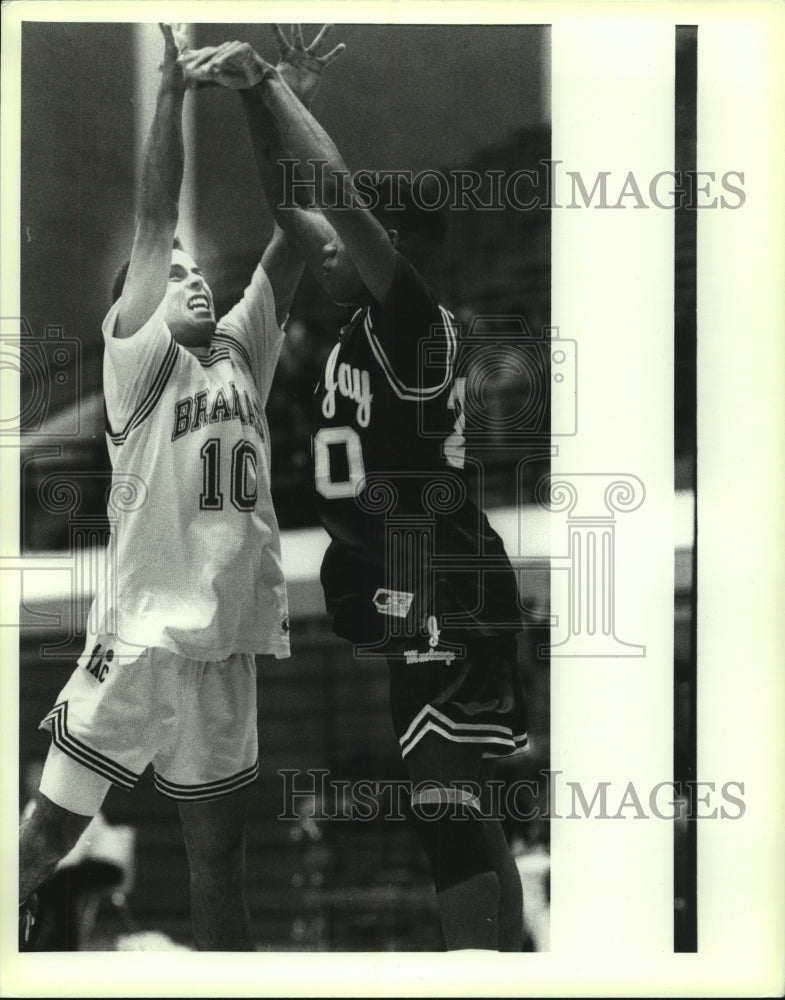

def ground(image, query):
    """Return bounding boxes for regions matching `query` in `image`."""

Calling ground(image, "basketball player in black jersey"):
[183,29,529,950]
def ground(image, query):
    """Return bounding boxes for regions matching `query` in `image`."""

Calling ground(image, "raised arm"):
[114,24,187,340]
[246,26,345,321]
[183,30,396,304]
[243,27,345,305]
[181,28,346,317]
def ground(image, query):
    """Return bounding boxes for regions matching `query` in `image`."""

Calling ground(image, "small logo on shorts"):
[403,616,456,664]
[403,648,456,665]
[281,615,290,633]
[373,589,414,619]
[83,642,114,683]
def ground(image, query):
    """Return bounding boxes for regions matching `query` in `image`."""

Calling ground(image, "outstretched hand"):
[272,24,346,105]
[178,24,345,105]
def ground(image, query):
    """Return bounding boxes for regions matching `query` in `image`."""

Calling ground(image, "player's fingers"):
[183,56,223,85]
[201,45,255,88]
[212,40,243,60]
[318,42,346,67]
[271,24,291,56]
[196,41,237,73]
[178,53,209,73]
[179,45,219,69]
[291,24,306,49]
[307,23,333,52]
[206,40,248,73]
[169,23,191,53]
[159,22,177,52]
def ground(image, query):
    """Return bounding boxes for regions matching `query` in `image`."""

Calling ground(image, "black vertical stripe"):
[674,23,698,954]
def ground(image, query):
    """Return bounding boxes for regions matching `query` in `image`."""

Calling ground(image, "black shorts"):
[320,539,527,760]
[385,632,528,761]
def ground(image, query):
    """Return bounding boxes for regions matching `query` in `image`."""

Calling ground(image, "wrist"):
[158,75,187,100]
[253,58,279,89]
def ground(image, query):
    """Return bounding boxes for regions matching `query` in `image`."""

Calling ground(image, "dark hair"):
[366,178,447,249]
[111,235,185,303]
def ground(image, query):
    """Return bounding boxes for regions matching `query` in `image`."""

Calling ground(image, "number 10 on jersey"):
[200,437,258,512]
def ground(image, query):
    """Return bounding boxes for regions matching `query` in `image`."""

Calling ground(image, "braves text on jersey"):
[90,264,290,661]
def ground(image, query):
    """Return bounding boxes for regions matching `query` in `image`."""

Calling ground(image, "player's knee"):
[408,784,497,893]
[182,827,246,882]
[498,861,523,926]
[178,791,251,884]
[191,841,244,879]
[20,792,89,865]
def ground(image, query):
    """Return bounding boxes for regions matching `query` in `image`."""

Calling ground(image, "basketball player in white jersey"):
[183,32,528,951]
[19,23,344,951]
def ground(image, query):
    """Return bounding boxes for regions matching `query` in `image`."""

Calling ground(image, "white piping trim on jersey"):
[320,310,364,390]
[399,702,516,747]
[108,337,179,445]
[363,305,457,401]
[343,309,363,336]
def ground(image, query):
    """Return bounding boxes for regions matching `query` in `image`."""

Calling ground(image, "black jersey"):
[313,253,521,643]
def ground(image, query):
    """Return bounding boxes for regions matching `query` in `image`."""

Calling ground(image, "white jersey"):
[88,264,289,661]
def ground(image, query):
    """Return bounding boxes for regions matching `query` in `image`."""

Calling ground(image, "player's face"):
[164,249,216,347]
[320,236,366,306]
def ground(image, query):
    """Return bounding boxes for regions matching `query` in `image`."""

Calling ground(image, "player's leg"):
[177,786,253,951]
[457,635,528,951]
[404,733,503,950]
[478,762,524,952]
[390,632,527,951]
[483,822,524,951]
[19,744,111,945]
[162,651,259,950]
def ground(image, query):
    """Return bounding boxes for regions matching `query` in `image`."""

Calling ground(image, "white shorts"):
[39,635,259,811]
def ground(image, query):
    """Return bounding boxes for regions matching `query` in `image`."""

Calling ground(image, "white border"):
[2,2,784,997]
